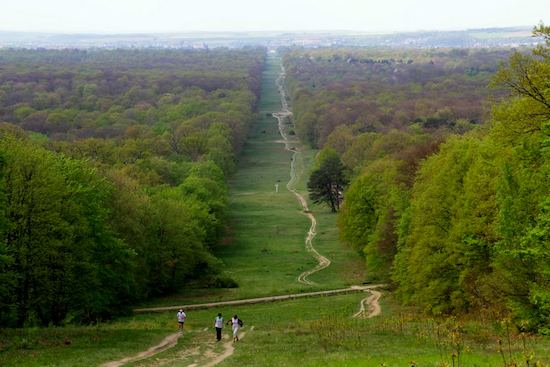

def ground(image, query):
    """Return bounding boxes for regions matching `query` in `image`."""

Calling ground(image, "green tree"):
[0,136,135,325]
[393,25,550,329]
[489,25,550,331]
[307,149,348,212]
[0,151,16,326]
[145,188,217,295]
[339,157,409,280]
[392,136,486,314]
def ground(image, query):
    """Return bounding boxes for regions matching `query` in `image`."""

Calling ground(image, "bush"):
[206,276,239,289]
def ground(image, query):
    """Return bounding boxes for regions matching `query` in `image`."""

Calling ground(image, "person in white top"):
[226,314,244,342]
[214,313,224,341]
[176,309,186,330]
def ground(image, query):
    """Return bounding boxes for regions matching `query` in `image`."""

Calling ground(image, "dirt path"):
[120,285,382,366]
[121,286,381,366]
[352,289,382,318]
[272,65,331,286]
[134,285,383,313]
[100,332,183,367]
[108,283,381,367]
[200,326,252,367]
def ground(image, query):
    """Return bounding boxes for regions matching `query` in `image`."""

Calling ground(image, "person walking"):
[226,314,244,342]
[214,313,224,342]
[177,309,186,331]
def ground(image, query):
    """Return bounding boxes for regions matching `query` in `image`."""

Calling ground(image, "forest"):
[283,47,511,148]
[0,48,265,327]
[286,26,549,333]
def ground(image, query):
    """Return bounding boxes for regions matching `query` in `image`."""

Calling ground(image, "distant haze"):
[1,0,548,34]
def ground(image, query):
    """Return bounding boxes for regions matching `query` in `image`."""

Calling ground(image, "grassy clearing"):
[205,294,550,367]
[218,54,364,296]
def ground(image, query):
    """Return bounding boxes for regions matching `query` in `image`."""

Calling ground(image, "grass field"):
[217,54,364,295]
[4,294,548,366]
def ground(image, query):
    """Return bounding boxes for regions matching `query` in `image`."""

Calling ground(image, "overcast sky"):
[1,0,548,34]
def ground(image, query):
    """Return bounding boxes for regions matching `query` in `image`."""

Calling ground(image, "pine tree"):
[307,150,347,212]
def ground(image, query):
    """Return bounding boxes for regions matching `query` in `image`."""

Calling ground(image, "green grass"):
[209,294,550,367]
[0,323,177,366]
[5,293,547,366]
[218,54,364,296]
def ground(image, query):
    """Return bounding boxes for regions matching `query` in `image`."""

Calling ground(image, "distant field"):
[468,30,533,39]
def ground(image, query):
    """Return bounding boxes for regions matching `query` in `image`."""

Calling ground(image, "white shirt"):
[177,311,186,322]
[215,316,223,328]
[231,317,239,328]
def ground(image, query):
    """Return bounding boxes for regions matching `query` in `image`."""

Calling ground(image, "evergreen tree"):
[307,149,348,212]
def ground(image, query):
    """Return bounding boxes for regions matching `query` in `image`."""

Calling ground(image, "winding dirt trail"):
[352,289,382,318]
[134,285,382,313]
[272,62,383,320]
[272,65,331,286]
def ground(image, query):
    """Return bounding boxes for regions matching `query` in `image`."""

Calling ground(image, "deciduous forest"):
[0,48,265,327]
[286,26,549,333]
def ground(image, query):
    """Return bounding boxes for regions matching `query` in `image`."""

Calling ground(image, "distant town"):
[0,26,540,49]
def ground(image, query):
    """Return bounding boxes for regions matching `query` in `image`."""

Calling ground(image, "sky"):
[0,0,548,34]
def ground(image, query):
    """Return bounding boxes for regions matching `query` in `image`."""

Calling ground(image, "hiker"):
[176,309,186,330]
[226,314,244,342]
[214,313,224,341]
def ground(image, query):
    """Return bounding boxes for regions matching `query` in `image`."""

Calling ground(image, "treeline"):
[0,48,265,327]
[285,27,549,332]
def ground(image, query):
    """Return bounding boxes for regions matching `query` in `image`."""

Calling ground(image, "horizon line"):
[0,24,535,37]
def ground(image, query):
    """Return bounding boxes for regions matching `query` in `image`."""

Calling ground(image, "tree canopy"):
[0,48,265,326]
[286,25,550,332]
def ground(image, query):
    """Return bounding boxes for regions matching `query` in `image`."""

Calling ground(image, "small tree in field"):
[307,149,348,212]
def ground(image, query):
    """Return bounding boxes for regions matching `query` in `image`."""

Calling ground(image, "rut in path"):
[272,65,331,286]
[200,326,252,367]
[100,326,253,367]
